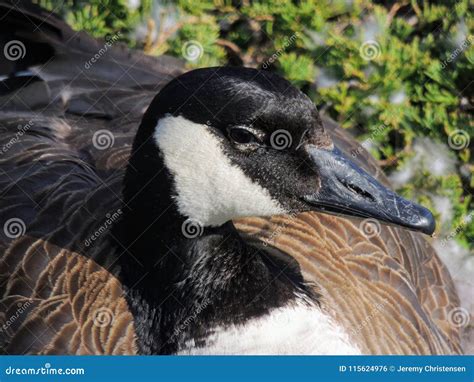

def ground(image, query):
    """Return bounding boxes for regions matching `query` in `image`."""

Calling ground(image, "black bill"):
[302,146,435,235]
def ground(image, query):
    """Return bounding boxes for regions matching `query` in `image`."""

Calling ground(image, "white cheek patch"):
[154,115,285,226]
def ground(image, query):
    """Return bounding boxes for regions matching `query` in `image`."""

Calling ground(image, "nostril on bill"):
[339,177,376,203]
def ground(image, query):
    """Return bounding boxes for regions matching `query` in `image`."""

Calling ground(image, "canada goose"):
[0,1,463,355]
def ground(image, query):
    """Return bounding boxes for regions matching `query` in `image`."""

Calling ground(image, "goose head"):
[125,67,435,235]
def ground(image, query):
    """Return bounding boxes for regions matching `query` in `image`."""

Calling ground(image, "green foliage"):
[39,0,473,249]
[36,0,152,39]
[168,18,226,67]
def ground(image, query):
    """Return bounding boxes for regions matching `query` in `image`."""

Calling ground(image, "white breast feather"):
[177,302,362,355]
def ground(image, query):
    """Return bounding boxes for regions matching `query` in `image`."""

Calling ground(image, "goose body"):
[0,1,462,355]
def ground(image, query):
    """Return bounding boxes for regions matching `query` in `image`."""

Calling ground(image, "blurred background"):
[37,0,472,304]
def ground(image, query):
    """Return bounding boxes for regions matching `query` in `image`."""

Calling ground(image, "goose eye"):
[228,128,259,145]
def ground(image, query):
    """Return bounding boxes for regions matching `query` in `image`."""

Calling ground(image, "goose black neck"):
[116,124,186,287]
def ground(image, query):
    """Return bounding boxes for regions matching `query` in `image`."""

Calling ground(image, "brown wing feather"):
[0,110,140,354]
[1,238,136,354]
